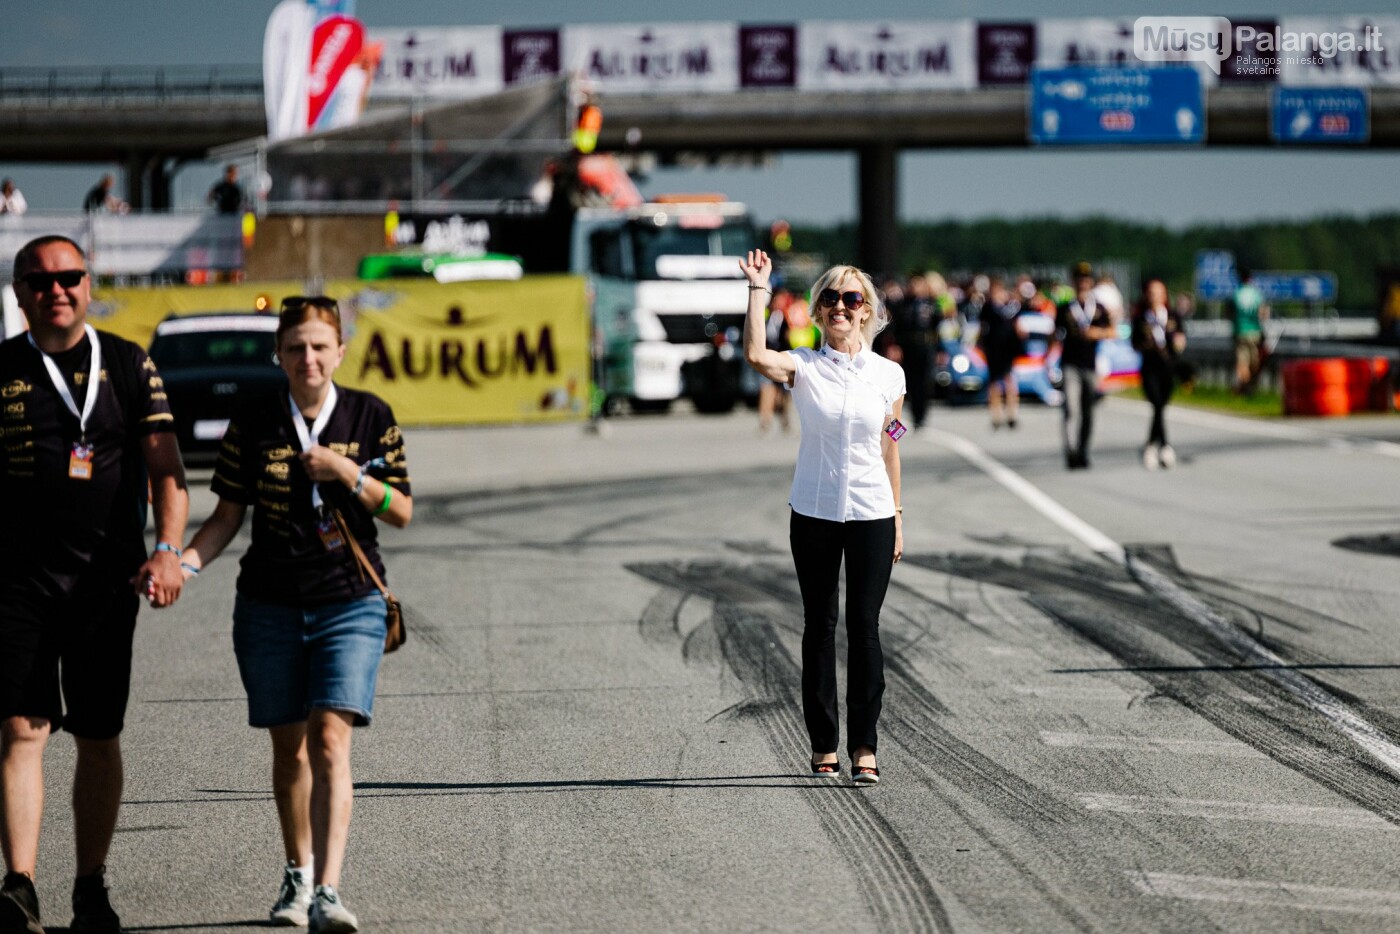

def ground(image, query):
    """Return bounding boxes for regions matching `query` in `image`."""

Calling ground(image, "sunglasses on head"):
[816,288,865,311]
[279,295,340,316]
[21,270,86,292]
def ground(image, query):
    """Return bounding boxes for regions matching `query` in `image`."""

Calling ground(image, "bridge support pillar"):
[857,142,899,277]
[122,153,175,212]
[123,154,145,211]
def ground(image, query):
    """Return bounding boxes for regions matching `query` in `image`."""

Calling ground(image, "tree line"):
[788,213,1400,312]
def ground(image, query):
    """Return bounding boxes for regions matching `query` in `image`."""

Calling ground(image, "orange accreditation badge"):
[69,442,94,480]
[316,514,346,551]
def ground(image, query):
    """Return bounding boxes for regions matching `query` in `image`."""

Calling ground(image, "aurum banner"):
[91,276,591,425]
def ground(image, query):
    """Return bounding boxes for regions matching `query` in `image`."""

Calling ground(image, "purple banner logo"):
[741,25,796,88]
[977,22,1035,85]
[504,29,560,85]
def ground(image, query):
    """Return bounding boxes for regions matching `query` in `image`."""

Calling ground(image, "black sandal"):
[851,764,880,785]
[811,759,841,777]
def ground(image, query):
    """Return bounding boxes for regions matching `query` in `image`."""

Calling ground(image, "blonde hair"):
[809,265,888,347]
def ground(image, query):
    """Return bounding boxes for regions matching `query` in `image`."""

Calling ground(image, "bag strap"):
[330,509,391,599]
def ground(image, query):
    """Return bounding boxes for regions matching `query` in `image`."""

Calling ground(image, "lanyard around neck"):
[1073,297,1096,330]
[288,384,338,509]
[28,325,100,441]
[820,344,892,411]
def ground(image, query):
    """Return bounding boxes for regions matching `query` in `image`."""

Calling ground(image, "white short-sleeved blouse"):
[784,344,906,522]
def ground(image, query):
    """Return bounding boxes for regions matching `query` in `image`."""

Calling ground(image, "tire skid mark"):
[638,586,687,646]
[629,560,954,934]
[912,550,1400,826]
[635,559,1076,823]
[1128,543,1359,639]
[711,599,954,934]
[910,776,1111,934]
[883,705,1075,826]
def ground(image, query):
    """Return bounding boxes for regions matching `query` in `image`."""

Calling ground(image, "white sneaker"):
[1142,443,1160,470]
[1159,444,1177,469]
[270,864,312,927]
[309,885,359,934]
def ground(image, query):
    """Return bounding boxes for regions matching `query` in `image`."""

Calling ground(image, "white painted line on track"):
[1080,794,1390,830]
[1131,872,1400,917]
[926,430,1124,562]
[1041,732,1263,758]
[1110,397,1400,457]
[929,427,1400,783]
[1109,398,1320,443]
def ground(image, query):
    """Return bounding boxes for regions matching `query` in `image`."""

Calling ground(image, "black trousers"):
[790,511,896,757]
[1140,359,1175,446]
[1061,365,1097,462]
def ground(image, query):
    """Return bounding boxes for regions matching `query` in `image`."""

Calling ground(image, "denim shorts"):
[232,592,387,728]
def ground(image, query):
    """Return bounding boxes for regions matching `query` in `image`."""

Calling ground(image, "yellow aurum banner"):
[90,276,591,425]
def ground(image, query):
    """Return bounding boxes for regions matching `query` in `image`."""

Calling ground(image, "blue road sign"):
[1252,271,1338,303]
[1272,88,1369,144]
[1194,249,1238,302]
[1030,67,1204,145]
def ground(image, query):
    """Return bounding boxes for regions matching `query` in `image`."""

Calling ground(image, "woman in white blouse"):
[740,249,906,786]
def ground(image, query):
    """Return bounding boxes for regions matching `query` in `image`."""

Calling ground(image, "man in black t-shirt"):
[0,236,188,934]
[81,174,126,214]
[1053,262,1118,470]
[890,274,939,429]
[208,164,245,215]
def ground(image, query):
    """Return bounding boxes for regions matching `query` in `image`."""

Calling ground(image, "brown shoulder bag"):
[331,510,406,653]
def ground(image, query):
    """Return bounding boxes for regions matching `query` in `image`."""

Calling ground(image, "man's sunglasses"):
[816,288,866,311]
[21,270,86,292]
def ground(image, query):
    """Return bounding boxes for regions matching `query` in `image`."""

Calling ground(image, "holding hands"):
[132,549,184,607]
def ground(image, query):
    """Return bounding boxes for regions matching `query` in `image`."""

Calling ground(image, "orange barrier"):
[1346,357,1393,412]
[1283,357,1394,416]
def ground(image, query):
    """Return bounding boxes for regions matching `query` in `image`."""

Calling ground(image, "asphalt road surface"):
[27,396,1400,933]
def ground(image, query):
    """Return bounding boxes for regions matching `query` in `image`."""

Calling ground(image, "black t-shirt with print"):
[211,386,411,607]
[0,330,175,597]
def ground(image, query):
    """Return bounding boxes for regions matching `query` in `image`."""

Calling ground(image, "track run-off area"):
[31,396,1400,932]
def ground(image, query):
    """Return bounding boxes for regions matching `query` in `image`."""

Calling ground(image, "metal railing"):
[0,65,263,104]
[0,213,243,281]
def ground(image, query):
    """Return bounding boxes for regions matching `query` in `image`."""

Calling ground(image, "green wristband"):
[373,484,393,516]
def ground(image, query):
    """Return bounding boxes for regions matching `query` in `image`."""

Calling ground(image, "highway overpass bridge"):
[5,65,1400,271]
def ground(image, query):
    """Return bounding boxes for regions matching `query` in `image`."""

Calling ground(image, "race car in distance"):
[927,311,985,404]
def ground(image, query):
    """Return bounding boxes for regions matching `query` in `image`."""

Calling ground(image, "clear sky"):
[3,1,1397,227]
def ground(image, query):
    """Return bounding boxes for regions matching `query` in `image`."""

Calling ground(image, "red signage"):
[1319,114,1351,135]
[1100,111,1135,132]
[308,15,364,127]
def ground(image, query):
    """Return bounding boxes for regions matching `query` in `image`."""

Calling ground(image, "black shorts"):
[0,578,140,740]
[985,353,1015,381]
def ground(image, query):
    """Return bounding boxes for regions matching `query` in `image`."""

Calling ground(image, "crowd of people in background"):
[764,262,1199,471]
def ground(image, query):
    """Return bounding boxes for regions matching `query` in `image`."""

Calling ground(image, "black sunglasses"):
[816,288,865,311]
[279,295,340,316]
[21,270,86,292]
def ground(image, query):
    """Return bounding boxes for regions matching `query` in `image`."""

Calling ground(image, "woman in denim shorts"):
[181,296,412,933]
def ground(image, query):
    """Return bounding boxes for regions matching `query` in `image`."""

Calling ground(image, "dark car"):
[147,314,284,463]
